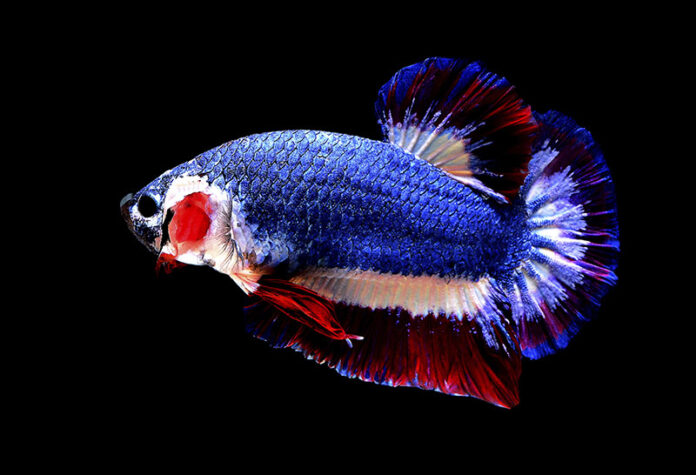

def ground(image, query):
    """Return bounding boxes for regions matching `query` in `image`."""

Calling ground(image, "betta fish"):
[121,58,619,408]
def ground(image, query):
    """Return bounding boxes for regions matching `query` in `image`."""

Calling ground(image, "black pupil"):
[137,195,158,217]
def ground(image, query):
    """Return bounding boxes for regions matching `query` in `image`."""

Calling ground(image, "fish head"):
[122,165,252,279]
[120,172,174,255]
[122,155,287,294]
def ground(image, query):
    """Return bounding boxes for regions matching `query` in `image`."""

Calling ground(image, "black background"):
[42,11,675,465]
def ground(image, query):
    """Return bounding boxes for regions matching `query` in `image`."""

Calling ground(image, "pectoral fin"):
[250,277,362,344]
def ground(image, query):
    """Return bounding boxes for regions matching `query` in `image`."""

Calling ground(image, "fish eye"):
[137,194,158,218]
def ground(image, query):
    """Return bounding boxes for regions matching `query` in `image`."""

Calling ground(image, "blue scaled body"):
[171,130,530,280]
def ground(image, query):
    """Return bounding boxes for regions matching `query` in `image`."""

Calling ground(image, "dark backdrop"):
[67,16,664,461]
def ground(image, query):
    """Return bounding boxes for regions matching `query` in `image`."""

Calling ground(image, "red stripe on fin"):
[251,278,362,343]
[375,58,537,201]
[245,302,521,408]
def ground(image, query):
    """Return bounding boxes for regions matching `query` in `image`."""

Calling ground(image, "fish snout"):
[121,192,163,254]
[120,193,134,227]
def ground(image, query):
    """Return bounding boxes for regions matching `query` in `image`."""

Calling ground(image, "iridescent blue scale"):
[178,130,529,279]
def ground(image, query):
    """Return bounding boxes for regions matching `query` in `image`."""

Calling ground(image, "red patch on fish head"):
[168,192,213,254]
[155,192,213,275]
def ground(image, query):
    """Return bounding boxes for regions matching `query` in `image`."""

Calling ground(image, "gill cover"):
[157,191,213,272]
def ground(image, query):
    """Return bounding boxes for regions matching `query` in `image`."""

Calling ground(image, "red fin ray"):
[245,302,521,408]
[375,57,537,201]
[251,278,361,343]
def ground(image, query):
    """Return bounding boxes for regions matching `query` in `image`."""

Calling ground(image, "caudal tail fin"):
[508,110,620,359]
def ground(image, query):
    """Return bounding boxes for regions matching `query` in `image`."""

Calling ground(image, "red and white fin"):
[246,301,521,408]
[375,57,537,202]
[245,268,521,408]
[250,278,362,344]
[290,267,506,346]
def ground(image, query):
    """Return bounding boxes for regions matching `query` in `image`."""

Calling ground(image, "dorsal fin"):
[375,57,537,202]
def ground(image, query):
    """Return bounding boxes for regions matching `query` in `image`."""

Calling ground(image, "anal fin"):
[245,302,521,408]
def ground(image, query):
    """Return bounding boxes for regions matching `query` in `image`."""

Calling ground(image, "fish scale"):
[173,130,529,279]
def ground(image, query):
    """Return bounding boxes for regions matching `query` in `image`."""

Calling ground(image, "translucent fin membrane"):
[245,301,521,408]
[375,57,537,201]
[509,110,619,359]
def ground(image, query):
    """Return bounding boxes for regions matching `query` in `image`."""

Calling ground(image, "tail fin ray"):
[509,110,619,359]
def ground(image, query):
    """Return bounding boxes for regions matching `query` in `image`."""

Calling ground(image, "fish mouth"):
[120,193,134,225]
